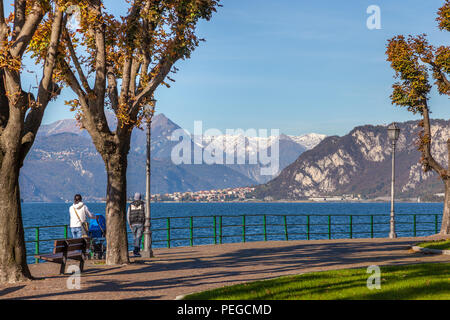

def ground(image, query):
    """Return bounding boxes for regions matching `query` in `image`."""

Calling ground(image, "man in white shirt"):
[69,194,97,238]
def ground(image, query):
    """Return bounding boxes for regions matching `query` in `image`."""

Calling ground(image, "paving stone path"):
[1,236,449,300]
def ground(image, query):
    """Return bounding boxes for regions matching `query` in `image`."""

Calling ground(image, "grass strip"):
[184,263,450,300]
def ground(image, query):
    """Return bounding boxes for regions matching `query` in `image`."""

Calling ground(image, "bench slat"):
[65,238,90,245]
[54,245,67,254]
[67,244,86,252]
[35,251,84,262]
[53,240,67,254]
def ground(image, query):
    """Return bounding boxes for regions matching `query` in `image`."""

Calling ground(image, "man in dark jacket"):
[127,192,146,257]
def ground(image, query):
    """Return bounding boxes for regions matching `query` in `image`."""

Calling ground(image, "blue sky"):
[36,0,448,136]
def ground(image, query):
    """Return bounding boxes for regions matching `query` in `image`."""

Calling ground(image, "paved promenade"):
[1,236,449,300]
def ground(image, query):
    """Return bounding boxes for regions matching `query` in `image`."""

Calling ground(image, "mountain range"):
[20,114,325,202]
[255,120,449,200]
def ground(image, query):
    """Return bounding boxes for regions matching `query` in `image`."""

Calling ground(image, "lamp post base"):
[390,216,397,239]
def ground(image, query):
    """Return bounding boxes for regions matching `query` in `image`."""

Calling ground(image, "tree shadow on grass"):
[185,263,450,300]
[350,282,450,300]
[186,274,367,300]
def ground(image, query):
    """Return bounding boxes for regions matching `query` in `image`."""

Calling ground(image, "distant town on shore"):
[146,187,445,204]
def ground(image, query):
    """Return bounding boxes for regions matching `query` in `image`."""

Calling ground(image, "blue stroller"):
[89,214,107,260]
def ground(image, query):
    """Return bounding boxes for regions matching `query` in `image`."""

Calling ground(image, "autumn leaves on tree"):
[0,0,219,283]
[0,1,64,283]
[386,0,450,234]
[52,0,220,265]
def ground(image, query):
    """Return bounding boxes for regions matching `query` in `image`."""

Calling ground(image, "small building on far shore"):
[308,194,362,202]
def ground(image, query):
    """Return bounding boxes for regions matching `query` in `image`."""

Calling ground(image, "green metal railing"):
[25,225,69,264]
[25,213,442,264]
[149,213,442,247]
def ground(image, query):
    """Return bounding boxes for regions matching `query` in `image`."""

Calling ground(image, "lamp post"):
[142,105,155,258]
[388,123,400,239]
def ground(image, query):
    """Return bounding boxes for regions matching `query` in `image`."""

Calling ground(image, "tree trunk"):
[104,149,130,265]
[441,180,450,235]
[81,112,132,265]
[0,149,32,283]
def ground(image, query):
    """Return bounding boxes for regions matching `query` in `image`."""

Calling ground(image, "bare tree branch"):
[137,56,150,91]
[421,101,448,177]
[63,60,114,138]
[119,0,145,103]
[0,70,8,130]
[130,57,174,119]
[434,68,450,93]
[62,60,88,101]
[448,139,450,171]
[12,0,26,41]
[129,58,141,96]
[90,1,107,110]
[64,29,92,93]
[93,26,106,105]
[420,57,450,94]
[37,10,64,105]
[0,1,8,42]
[136,0,163,92]
[22,5,65,153]
[0,1,5,24]
[119,57,133,104]
[107,64,119,111]
[10,1,44,57]
[129,2,192,121]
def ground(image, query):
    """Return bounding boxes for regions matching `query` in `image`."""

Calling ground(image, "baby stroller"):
[89,214,107,260]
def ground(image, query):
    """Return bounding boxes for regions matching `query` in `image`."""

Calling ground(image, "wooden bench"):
[35,238,91,275]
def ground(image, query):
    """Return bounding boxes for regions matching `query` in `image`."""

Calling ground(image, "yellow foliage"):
[0,43,22,71]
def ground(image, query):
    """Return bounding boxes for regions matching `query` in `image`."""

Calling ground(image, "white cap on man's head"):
[134,193,142,201]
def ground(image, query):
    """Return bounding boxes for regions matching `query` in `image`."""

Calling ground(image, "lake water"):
[23,202,444,264]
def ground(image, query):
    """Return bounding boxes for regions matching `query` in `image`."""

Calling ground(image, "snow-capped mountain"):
[201,133,323,156]
[39,114,324,159]
[198,133,326,183]
[22,114,326,201]
[288,133,328,150]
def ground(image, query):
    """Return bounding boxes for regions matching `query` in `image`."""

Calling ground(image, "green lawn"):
[418,240,450,251]
[184,263,450,300]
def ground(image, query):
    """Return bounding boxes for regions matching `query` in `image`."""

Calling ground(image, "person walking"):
[127,193,146,257]
[69,194,97,238]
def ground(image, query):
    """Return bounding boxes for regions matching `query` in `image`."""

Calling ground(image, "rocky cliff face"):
[256,120,450,200]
